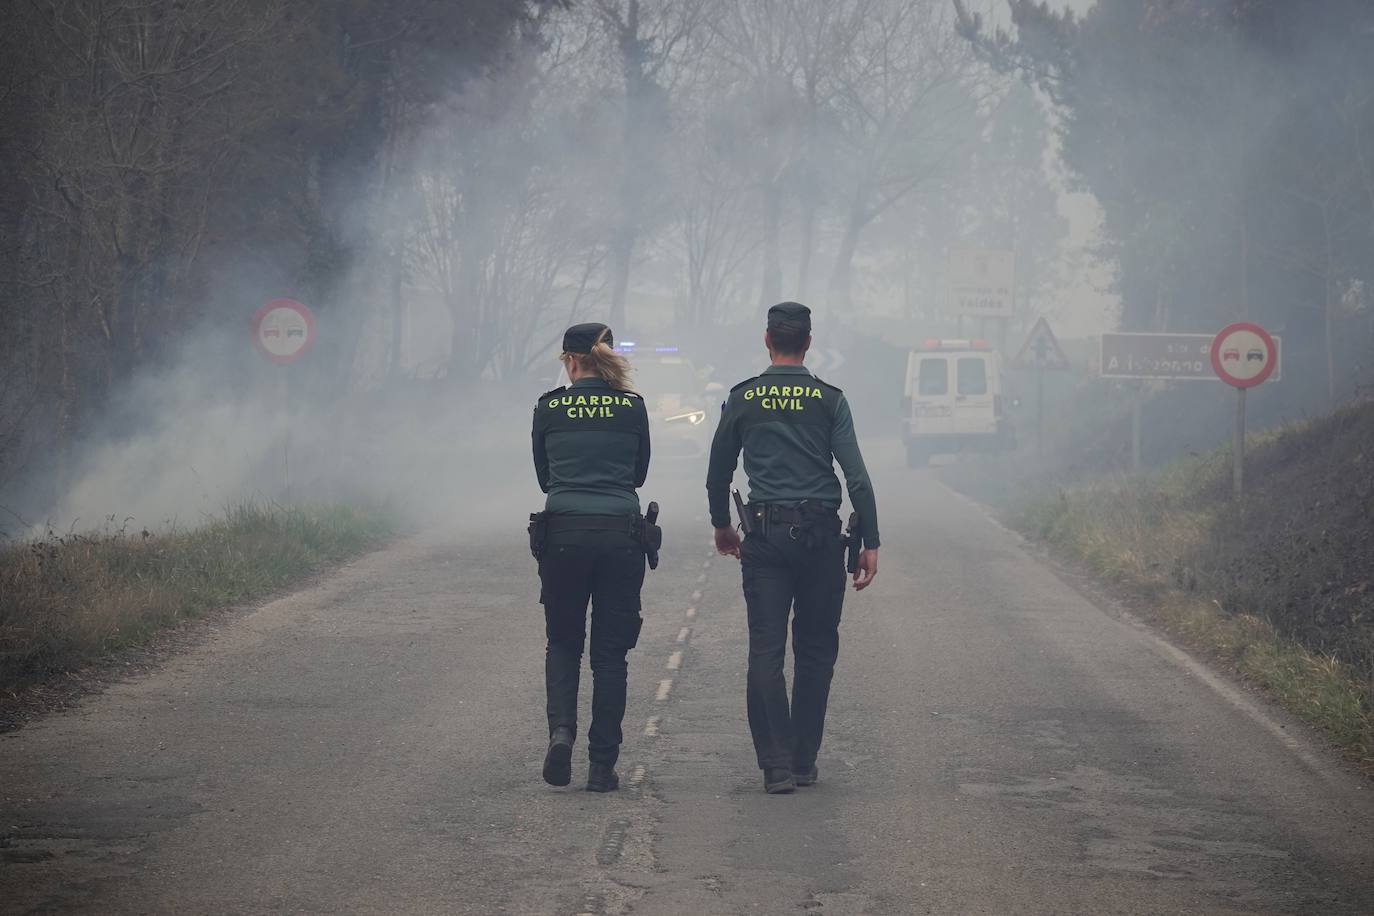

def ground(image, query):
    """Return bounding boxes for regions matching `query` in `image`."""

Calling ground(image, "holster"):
[642,501,662,570]
[527,511,548,561]
[845,511,862,574]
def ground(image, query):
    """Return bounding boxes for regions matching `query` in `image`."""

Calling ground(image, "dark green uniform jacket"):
[706,364,880,548]
[534,376,650,516]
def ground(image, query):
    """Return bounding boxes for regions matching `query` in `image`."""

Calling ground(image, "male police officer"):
[706,302,880,794]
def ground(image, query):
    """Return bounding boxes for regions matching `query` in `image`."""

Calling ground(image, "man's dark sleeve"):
[634,400,651,488]
[532,406,551,493]
[831,394,880,548]
[705,397,742,528]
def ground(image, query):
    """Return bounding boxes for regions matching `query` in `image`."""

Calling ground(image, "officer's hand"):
[714,526,742,559]
[853,548,878,591]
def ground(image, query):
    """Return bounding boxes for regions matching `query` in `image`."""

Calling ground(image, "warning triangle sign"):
[1013,317,1070,371]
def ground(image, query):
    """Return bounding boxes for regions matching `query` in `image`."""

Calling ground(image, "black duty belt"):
[545,514,641,534]
[747,503,838,525]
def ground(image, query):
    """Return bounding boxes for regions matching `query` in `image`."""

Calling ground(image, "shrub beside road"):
[0,504,394,696]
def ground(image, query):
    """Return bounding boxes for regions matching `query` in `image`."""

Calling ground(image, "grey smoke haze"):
[9,0,1367,534]
[3,0,1082,535]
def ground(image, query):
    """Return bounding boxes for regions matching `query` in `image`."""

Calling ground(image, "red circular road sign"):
[1211,321,1276,388]
[251,299,316,364]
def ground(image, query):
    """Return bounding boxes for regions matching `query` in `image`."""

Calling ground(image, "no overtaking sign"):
[252,298,315,364]
[1211,322,1277,388]
[1212,321,1277,501]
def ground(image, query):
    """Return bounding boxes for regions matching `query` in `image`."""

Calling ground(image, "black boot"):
[586,762,619,793]
[542,727,574,787]
[794,763,818,787]
[763,767,796,794]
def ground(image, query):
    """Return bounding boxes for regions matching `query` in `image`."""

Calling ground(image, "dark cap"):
[563,322,614,355]
[767,302,811,333]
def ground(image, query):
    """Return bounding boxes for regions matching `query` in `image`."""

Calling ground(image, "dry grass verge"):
[0,503,394,692]
[1012,402,1374,770]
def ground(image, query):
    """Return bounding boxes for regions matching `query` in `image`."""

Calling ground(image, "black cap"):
[563,322,613,355]
[767,301,811,333]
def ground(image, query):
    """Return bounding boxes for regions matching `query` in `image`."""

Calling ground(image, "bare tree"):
[671,115,762,328]
[5,0,286,490]
[588,0,708,331]
[406,43,613,382]
[823,0,987,311]
[704,0,870,307]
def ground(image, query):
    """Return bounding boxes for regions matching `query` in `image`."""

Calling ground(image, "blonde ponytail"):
[562,328,637,393]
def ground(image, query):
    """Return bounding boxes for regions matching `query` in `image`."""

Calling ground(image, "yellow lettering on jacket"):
[548,394,634,410]
[743,385,823,401]
[743,383,822,410]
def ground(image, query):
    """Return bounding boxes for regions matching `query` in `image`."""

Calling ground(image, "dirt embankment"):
[948,398,1374,769]
[1192,401,1374,673]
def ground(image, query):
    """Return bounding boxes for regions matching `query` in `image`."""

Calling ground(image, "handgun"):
[731,487,753,535]
[845,511,862,574]
[644,501,662,570]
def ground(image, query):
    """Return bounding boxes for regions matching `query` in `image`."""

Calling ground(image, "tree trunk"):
[611,0,647,332]
[1324,205,1336,404]
[389,248,405,379]
[608,227,633,331]
[795,200,817,304]
[758,182,782,308]
[826,208,864,312]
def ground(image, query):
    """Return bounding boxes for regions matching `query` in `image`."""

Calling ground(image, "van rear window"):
[957,358,988,395]
[918,358,948,395]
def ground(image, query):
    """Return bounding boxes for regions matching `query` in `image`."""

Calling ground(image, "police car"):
[902,338,1015,467]
[622,343,720,460]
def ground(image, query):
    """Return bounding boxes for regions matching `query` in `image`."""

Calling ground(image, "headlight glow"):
[665,410,706,426]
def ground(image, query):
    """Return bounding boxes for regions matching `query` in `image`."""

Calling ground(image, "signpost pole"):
[282,367,292,503]
[252,298,315,504]
[1012,316,1068,457]
[1036,368,1045,457]
[1208,321,1275,500]
[1233,387,1245,500]
[1131,382,1142,472]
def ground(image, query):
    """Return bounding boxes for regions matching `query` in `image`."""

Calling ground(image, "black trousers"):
[740,518,847,771]
[539,528,645,765]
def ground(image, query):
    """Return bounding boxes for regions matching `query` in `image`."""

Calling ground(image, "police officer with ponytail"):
[706,303,880,794]
[530,323,656,792]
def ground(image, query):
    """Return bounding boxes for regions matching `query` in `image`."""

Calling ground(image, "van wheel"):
[906,444,930,468]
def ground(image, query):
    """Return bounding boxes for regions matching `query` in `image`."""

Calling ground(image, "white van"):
[902,339,1014,466]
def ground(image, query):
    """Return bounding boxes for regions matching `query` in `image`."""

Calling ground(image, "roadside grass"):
[1008,401,1374,771]
[0,503,395,691]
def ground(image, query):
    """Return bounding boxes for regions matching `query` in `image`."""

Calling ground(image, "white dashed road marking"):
[643,717,659,737]
[691,590,702,601]
[685,607,696,619]
[655,679,673,701]
[676,626,691,643]
[666,651,682,671]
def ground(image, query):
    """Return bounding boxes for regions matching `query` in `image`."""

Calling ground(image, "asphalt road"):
[3,454,1373,915]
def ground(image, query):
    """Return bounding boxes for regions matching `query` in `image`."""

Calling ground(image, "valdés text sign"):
[947,248,1015,318]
